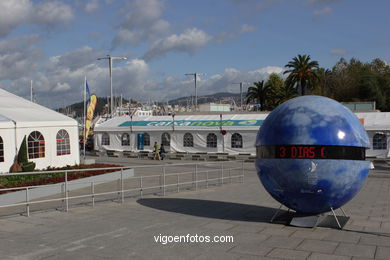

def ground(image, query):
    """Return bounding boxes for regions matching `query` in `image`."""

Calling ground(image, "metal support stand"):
[330,207,342,229]
[270,204,284,223]
[270,204,349,229]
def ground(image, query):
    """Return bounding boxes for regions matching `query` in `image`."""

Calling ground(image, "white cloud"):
[144,66,285,102]
[313,6,332,17]
[52,46,106,71]
[112,0,170,48]
[33,1,73,26]
[143,28,212,60]
[240,24,256,33]
[0,0,32,37]
[0,35,43,80]
[0,0,74,38]
[53,82,71,92]
[85,0,100,13]
[307,0,340,6]
[329,48,349,56]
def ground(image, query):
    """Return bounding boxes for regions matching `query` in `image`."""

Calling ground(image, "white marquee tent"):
[0,88,80,173]
[94,114,268,155]
[94,112,390,158]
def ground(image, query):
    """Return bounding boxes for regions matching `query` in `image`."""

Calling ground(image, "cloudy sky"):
[0,0,389,108]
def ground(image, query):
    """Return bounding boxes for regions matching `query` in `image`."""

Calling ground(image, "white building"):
[199,103,231,112]
[0,89,80,173]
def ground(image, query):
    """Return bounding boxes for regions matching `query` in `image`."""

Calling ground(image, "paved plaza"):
[0,158,389,259]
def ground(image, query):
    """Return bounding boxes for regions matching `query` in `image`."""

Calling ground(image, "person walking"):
[154,142,160,160]
[159,143,166,160]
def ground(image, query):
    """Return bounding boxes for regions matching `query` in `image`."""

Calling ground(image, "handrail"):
[0,160,245,217]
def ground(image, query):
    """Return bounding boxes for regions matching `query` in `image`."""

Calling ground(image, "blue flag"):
[86,80,91,106]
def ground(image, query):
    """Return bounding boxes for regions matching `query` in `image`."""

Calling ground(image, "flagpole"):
[83,76,87,159]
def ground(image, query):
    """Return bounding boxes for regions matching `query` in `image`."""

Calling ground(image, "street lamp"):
[185,73,205,111]
[232,82,250,111]
[97,55,127,118]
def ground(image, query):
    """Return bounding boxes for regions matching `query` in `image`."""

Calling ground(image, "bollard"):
[91,181,95,207]
[121,168,124,203]
[25,187,30,217]
[65,171,69,212]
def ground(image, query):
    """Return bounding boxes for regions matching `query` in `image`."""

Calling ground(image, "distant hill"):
[168,92,246,106]
[58,92,247,117]
[57,97,135,117]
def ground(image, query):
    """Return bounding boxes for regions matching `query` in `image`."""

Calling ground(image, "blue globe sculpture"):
[256,96,370,214]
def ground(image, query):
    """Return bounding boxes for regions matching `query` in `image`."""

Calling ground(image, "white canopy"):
[0,88,77,128]
[0,88,80,172]
[355,112,390,131]
[95,113,269,132]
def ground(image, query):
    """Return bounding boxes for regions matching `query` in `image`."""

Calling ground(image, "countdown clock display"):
[255,96,370,214]
[257,145,365,160]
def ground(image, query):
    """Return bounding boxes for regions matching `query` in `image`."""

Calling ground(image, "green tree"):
[245,81,271,111]
[312,68,333,97]
[17,136,28,164]
[265,73,284,108]
[278,85,298,103]
[284,54,319,95]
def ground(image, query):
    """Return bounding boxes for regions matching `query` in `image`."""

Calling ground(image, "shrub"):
[17,136,28,164]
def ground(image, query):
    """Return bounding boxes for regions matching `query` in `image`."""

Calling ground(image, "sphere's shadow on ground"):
[137,198,285,223]
[137,198,348,229]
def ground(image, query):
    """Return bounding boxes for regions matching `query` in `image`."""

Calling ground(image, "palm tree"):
[284,54,319,95]
[313,67,333,97]
[245,81,271,111]
[278,84,298,103]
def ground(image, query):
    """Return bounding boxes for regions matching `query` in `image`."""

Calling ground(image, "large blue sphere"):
[256,96,370,214]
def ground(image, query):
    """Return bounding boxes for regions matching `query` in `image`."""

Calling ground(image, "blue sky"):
[1,0,389,108]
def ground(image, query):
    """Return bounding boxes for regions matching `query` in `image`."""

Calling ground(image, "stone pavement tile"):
[259,226,295,237]
[358,234,390,247]
[229,244,273,257]
[266,248,310,259]
[291,229,330,240]
[201,221,236,231]
[349,215,369,221]
[363,226,390,233]
[322,230,361,244]
[228,223,266,233]
[334,243,376,258]
[260,235,303,249]
[351,220,381,229]
[239,255,282,260]
[234,232,270,245]
[369,216,390,222]
[296,239,339,254]
[342,224,365,232]
[307,252,351,260]
[351,258,376,260]
[192,250,241,260]
[375,246,390,260]
[380,222,390,229]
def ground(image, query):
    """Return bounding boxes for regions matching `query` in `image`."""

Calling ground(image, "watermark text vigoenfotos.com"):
[154,234,234,245]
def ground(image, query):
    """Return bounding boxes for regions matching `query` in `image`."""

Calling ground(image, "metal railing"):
[0,161,245,217]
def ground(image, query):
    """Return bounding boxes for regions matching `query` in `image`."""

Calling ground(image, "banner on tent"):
[119,120,264,127]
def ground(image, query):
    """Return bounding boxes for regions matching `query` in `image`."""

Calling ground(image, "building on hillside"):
[0,88,80,173]
[199,103,231,112]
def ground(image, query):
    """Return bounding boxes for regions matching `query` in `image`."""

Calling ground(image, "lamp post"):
[97,55,127,118]
[232,82,249,111]
[185,73,205,111]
